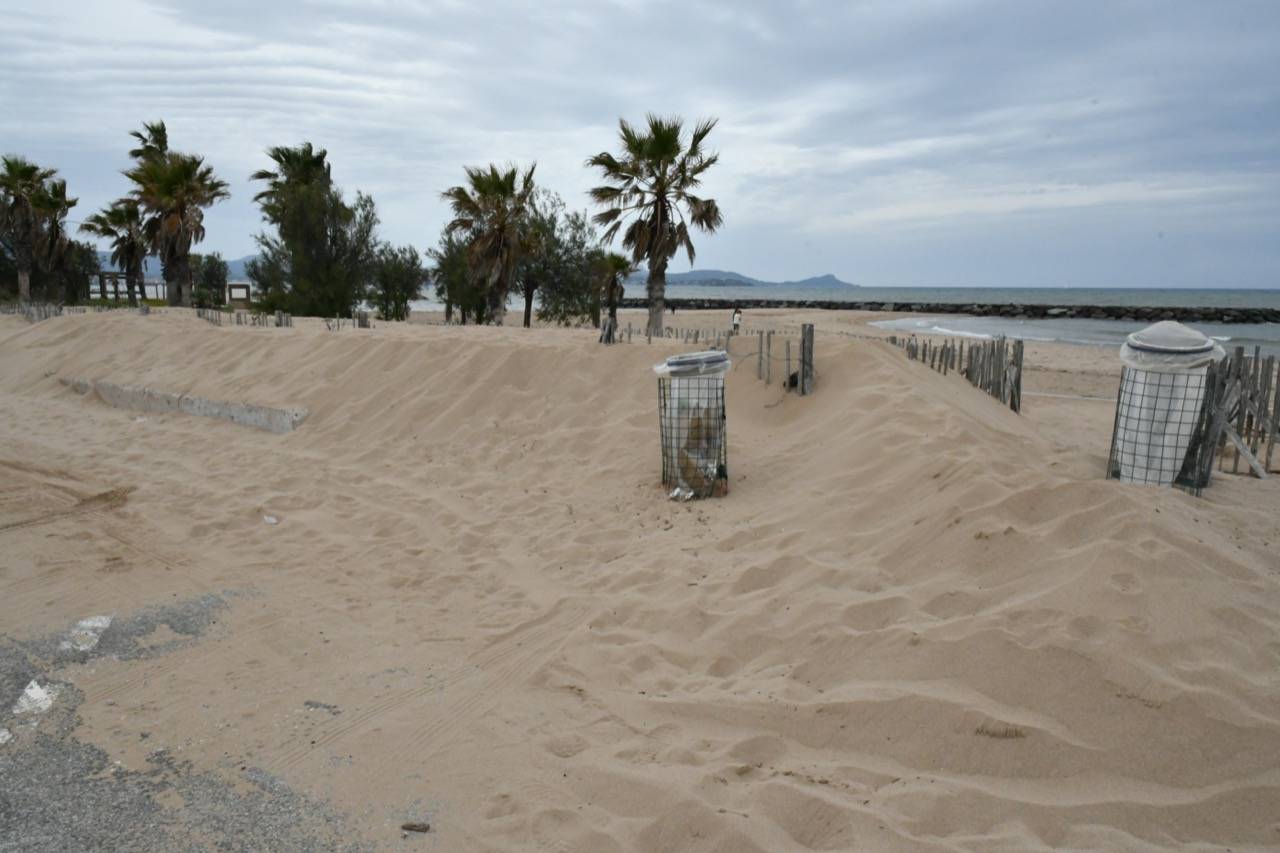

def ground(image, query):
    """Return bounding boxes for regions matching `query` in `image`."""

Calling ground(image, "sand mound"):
[1,310,1278,851]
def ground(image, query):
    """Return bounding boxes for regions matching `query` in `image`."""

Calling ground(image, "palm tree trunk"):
[17,268,30,302]
[184,262,194,308]
[173,254,194,307]
[489,279,507,326]
[126,268,140,307]
[522,283,535,328]
[647,258,667,335]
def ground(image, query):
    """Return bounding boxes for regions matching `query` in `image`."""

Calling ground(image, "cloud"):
[1,0,1277,286]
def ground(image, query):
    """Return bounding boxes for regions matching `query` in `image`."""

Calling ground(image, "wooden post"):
[1247,349,1263,454]
[1232,346,1246,473]
[757,331,764,380]
[1252,355,1271,459]
[800,323,814,395]
[1011,340,1024,413]
[1264,356,1274,468]
[766,331,773,384]
[785,339,792,391]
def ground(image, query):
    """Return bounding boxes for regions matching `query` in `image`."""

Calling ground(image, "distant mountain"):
[629,269,857,288]
[779,273,854,288]
[666,269,765,285]
[225,255,254,280]
[96,252,256,281]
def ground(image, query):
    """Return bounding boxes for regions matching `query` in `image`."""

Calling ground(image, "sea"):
[412,285,1280,355]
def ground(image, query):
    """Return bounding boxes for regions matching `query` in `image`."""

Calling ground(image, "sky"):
[2,0,1278,288]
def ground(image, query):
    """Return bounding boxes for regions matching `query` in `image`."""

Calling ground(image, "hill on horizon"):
[627,269,857,288]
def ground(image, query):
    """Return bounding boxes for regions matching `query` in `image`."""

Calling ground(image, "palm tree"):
[128,121,169,162]
[0,156,76,302]
[80,199,148,306]
[441,163,537,325]
[597,251,637,343]
[126,151,229,306]
[586,114,723,335]
[250,142,331,219]
[35,177,78,284]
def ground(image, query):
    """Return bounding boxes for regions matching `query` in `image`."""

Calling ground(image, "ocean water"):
[868,314,1280,357]
[660,285,1280,356]
[411,285,1280,355]
[658,284,1280,309]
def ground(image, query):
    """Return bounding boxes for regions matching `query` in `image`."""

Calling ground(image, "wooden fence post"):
[766,331,773,384]
[1011,340,1024,413]
[785,339,792,390]
[800,323,814,395]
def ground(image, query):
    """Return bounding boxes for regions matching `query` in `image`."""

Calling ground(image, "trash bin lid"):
[1120,321,1223,372]
[653,350,730,377]
[1125,321,1215,354]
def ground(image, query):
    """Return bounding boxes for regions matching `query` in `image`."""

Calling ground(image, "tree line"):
[1,113,721,334]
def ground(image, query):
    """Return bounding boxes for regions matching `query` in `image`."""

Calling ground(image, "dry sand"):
[1,308,1278,851]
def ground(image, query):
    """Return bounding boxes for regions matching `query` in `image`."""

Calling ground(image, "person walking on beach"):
[732,308,742,335]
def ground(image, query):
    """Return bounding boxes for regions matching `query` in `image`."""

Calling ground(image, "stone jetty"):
[619,298,1280,324]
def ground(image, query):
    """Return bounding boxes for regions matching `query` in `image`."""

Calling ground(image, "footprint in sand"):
[1108,572,1142,594]
[544,733,588,758]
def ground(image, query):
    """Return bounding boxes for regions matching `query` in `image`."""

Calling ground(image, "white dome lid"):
[1120,321,1224,372]
[1125,321,1215,354]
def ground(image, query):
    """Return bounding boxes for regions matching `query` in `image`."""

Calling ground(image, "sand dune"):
[1,309,1278,850]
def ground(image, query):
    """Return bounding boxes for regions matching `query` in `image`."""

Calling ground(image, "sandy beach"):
[2,308,1279,851]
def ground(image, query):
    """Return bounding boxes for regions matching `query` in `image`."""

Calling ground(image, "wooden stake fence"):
[1180,346,1279,492]
[889,333,1023,413]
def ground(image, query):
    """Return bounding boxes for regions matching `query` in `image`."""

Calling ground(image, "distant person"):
[732,308,742,334]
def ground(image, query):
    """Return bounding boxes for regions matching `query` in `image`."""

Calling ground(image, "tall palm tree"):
[597,251,637,343]
[35,177,77,282]
[0,156,58,302]
[441,163,537,326]
[128,121,169,162]
[250,142,331,220]
[126,151,229,306]
[80,199,147,306]
[586,114,723,335]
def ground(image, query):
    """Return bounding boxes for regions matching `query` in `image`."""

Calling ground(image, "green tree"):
[248,143,379,317]
[49,240,100,304]
[441,163,537,325]
[125,123,230,307]
[371,244,426,322]
[191,251,229,308]
[531,209,601,327]
[80,199,148,306]
[515,189,564,328]
[428,228,480,324]
[0,155,77,302]
[586,114,723,335]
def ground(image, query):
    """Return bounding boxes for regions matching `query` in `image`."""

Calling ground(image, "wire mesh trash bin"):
[1107,321,1224,486]
[655,350,730,499]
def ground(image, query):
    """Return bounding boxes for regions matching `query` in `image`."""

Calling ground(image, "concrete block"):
[61,377,308,434]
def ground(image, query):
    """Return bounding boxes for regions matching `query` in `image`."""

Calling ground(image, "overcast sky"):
[2,0,1277,288]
